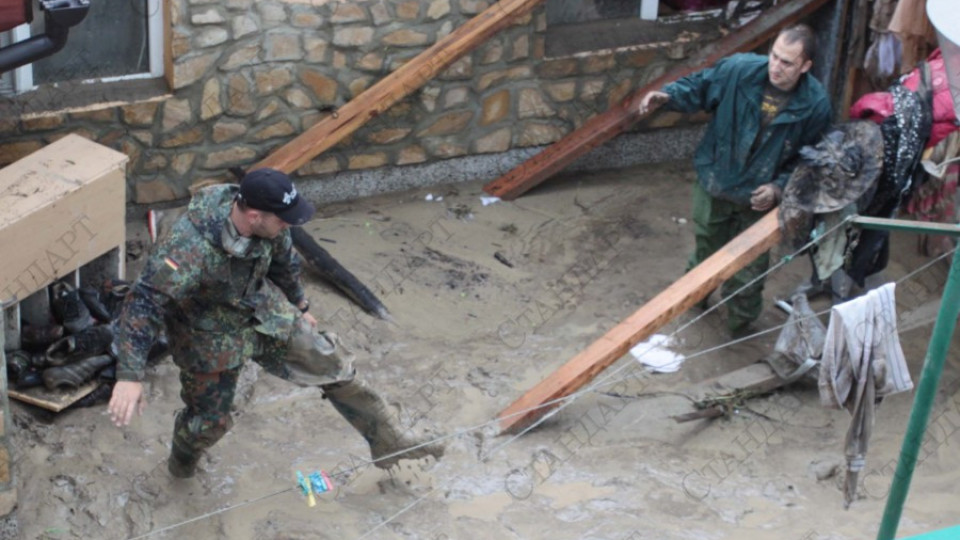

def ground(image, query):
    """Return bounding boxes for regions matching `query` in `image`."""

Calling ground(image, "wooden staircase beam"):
[254,0,545,174]
[496,210,782,435]
[482,0,832,200]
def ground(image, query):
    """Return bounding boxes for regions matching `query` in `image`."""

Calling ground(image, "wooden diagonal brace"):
[496,209,782,435]
[482,0,832,201]
[254,0,546,175]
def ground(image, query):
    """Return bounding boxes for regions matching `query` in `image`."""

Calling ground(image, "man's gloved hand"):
[750,183,782,212]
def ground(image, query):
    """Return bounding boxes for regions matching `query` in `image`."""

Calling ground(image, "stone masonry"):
[0,0,709,207]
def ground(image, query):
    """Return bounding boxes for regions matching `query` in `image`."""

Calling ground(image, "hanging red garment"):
[849,49,959,149]
[0,0,29,33]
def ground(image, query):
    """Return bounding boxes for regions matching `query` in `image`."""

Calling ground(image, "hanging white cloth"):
[818,282,913,508]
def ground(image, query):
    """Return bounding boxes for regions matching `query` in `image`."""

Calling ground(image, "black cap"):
[238,168,315,226]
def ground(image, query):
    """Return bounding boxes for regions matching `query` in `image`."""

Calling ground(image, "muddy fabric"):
[688,183,769,333]
[774,293,825,372]
[848,64,934,286]
[818,283,913,508]
[779,121,883,251]
[907,131,960,223]
[810,206,858,282]
[662,53,832,206]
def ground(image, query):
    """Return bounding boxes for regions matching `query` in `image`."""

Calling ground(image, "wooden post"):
[253,0,546,175]
[482,0,832,201]
[497,210,782,435]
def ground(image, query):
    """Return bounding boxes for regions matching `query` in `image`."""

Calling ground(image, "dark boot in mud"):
[167,444,201,479]
[323,379,444,469]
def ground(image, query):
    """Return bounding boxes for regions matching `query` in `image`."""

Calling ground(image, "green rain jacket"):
[662,52,832,206]
[115,185,305,380]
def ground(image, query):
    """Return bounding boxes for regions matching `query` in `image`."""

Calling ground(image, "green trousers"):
[688,183,770,333]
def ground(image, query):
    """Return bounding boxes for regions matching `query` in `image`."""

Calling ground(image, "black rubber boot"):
[42,354,113,390]
[167,444,200,479]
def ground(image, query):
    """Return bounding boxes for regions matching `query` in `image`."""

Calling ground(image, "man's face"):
[768,35,812,91]
[251,211,290,239]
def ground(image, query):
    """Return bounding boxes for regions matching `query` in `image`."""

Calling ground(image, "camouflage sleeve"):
[114,240,206,381]
[266,229,306,306]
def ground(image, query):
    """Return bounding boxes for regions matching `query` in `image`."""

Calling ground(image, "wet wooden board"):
[255,0,545,174]
[481,0,832,201]
[8,381,99,412]
[497,210,781,434]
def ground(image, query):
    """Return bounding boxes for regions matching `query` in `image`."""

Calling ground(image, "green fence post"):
[877,247,960,539]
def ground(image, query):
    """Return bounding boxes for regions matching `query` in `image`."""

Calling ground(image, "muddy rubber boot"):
[41,354,113,390]
[167,444,200,479]
[323,380,444,469]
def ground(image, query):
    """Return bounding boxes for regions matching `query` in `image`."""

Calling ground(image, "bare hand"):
[639,91,670,116]
[750,183,781,211]
[108,381,145,427]
[302,311,318,327]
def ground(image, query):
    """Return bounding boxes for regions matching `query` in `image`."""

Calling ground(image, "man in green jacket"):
[107,168,442,478]
[639,23,832,337]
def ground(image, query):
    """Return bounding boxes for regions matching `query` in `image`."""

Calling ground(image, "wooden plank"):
[497,209,782,434]
[8,381,99,412]
[254,0,545,174]
[482,0,833,200]
[0,134,128,306]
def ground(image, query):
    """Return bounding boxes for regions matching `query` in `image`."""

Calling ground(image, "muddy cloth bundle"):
[779,121,883,254]
[846,62,934,286]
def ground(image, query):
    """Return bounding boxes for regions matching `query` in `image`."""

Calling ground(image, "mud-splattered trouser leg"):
[172,368,240,458]
[253,317,444,468]
[252,316,356,386]
[688,183,770,333]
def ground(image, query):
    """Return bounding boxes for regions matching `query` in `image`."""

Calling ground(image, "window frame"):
[1,0,164,96]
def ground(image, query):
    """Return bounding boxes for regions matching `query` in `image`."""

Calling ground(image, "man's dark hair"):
[778,24,817,61]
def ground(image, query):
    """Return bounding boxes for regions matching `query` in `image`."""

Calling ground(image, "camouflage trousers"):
[171,317,356,458]
[688,182,771,334]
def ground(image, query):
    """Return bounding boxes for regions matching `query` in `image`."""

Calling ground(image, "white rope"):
[129,223,955,539]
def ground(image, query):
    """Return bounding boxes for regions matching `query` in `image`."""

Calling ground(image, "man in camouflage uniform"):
[108,168,443,478]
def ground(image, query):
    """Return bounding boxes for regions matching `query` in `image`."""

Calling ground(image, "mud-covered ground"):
[10,161,960,539]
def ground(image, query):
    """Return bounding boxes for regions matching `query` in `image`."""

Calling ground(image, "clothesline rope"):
[128,220,955,540]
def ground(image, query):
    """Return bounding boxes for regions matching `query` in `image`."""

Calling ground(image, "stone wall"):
[0,0,708,207]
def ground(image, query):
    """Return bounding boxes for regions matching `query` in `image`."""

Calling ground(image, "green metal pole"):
[877,247,960,540]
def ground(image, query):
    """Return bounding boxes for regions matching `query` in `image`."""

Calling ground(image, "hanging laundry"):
[847,61,935,286]
[818,283,913,508]
[779,121,883,285]
[888,0,938,74]
[850,49,957,150]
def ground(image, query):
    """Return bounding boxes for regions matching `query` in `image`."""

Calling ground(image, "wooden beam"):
[497,209,782,435]
[482,0,832,200]
[254,0,545,174]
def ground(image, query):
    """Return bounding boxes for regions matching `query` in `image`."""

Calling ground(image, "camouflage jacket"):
[662,53,832,206]
[115,185,305,380]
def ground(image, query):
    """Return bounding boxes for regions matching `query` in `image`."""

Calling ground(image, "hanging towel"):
[818,282,913,508]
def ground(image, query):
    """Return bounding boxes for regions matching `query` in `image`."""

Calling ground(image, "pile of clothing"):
[782,48,959,297]
[848,48,960,275]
